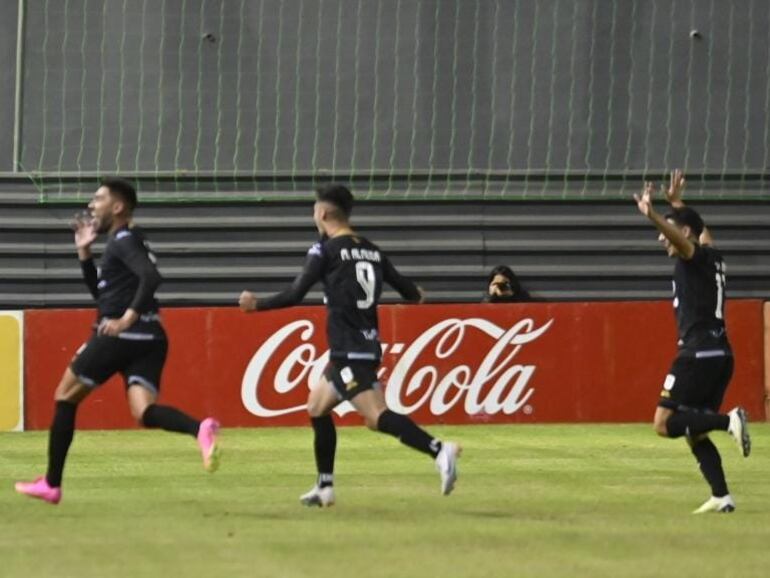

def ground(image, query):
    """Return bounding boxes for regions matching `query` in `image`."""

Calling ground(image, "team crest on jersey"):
[362,329,379,341]
[307,243,323,257]
[115,230,132,240]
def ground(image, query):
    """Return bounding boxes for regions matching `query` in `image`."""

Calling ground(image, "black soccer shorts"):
[324,359,381,401]
[657,354,734,412]
[70,333,168,393]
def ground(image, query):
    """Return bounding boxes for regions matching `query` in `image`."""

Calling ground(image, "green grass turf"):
[1,424,768,578]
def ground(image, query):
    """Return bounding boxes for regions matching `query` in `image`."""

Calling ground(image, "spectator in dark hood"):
[485,265,531,303]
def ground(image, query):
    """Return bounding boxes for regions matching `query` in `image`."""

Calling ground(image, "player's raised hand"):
[72,210,97,249]
[239,290,258,312]
[663,169,686,207]
[634,182,655,218]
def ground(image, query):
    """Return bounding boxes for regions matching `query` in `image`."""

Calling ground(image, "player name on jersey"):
[339,247,381,262]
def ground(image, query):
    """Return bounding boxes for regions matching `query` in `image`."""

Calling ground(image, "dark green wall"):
[4,0,770,181]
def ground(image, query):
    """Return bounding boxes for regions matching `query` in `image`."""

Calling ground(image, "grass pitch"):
[1,424,769,578]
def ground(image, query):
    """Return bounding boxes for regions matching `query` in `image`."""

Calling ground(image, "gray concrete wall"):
[1,196,767,307]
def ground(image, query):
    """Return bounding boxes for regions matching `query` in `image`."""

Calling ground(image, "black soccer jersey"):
[671,244,730,356]
[258,234,421,361]
[80,225,164,338]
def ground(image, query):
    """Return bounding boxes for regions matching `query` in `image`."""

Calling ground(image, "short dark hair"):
[316,184,353,219]
[664,206,704,238]
[101,177,138,213]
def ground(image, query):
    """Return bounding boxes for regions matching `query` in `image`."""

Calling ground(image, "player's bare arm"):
[635,181,695,260]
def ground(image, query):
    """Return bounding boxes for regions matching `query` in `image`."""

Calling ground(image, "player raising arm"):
[634,181,749,514]
[661,169,714,246]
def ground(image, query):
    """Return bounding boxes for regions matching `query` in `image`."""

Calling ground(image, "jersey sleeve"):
[257,243,325,311]
[79,257,99,299]
[113,230,163,313]
[382,254,421,302]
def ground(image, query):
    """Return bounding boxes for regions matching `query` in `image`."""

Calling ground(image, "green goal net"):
[13,0,770,201]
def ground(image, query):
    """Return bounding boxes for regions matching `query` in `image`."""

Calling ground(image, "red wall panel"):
[24,301,765,429]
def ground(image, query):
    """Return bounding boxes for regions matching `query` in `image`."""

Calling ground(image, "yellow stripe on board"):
[0,313,23,431]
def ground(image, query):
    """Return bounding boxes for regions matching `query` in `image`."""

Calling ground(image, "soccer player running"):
[16,178,220,505]
[239,184,460,507]
[634,171,750,514]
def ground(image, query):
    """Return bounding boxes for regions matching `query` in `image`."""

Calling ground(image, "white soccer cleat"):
[692,494,736,514]
[435,441,461,496]
[299,485,335,508]
[727,407,751,457]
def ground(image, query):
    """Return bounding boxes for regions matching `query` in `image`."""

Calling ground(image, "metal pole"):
[12,0,26,172]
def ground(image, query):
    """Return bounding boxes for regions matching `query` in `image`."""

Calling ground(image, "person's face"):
[88,186,120,234]
[658,220,690,258]
[489,274,513,296]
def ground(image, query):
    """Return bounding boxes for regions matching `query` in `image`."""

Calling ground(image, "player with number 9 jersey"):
[256,233,420,362]
[239,184,461,507]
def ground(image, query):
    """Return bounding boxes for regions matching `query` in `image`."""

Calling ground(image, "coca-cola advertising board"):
[24,301,765,430]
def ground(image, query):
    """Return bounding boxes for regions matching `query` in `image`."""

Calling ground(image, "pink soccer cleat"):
[14,477,62,505]
[197,417,221,472]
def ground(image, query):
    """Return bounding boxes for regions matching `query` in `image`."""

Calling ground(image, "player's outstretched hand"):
[663,169,686,207]
[416,285,427,304]
[239,290,258,313]
[72,210,97,249]
[633,182,655,218]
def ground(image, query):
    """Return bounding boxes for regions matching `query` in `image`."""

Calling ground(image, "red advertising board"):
[24,301,765,430]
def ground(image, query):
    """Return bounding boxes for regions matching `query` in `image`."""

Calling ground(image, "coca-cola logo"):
[241,317,554,419]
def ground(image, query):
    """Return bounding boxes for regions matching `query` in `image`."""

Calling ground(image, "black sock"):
[691,437,729,497]
[141,404,200,436]
[311,416,336,487]
[377,409,442,458]
[665,411,729,439]
[46,401,77,488]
